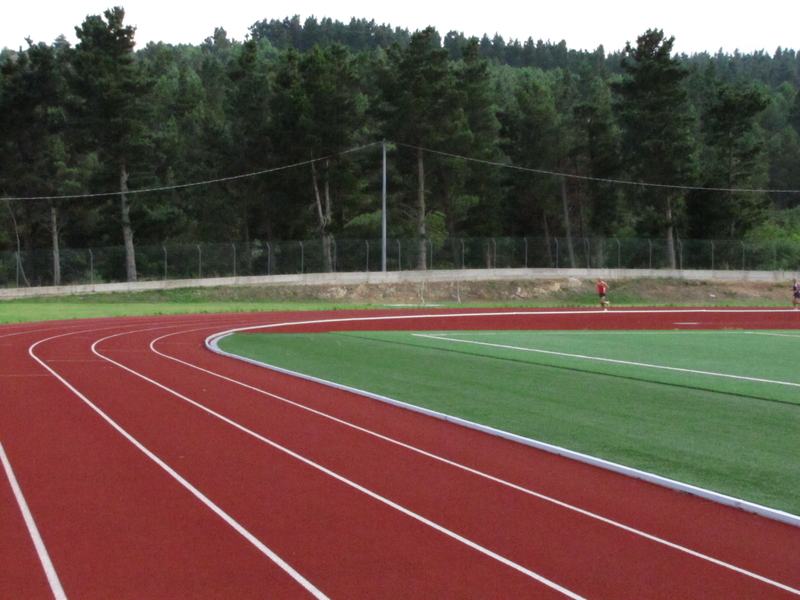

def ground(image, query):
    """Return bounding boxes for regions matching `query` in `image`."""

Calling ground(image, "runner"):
[597,278,610,310]
[792,278,800,309]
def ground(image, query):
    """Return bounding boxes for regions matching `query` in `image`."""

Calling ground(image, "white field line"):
[412,334,800,389]
[88,328,589,600]
[0,439,68,600]
[27,328,329,600]
[743,331,800,339]
[146,322,800,597]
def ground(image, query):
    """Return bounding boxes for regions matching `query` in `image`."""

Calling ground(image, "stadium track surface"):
[2,307,799,599]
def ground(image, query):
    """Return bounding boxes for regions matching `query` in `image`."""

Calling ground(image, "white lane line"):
[160,327,800,595]
[412,334,800,389]
[0,439,68,600]
[28,332,329,600]
[92,329,589,600]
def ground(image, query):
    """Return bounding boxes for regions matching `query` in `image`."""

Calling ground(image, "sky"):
[2,0,798,56]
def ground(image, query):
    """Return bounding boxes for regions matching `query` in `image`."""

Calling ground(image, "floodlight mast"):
[381,139,387,272]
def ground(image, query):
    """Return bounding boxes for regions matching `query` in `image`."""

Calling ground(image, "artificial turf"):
[219,330,800,516]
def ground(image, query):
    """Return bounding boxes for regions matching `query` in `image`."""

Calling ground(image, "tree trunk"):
[442,188,460,268]
[561,176,575,268]
[416,147,427,270]
[50,204,61,286]
[120,161,137,282]
[5,200,29,287]
[543,210,553,268]
[665,197,677,269]
[728,144,736,238]
[578,192,591,268]
[243,205,253,273]
[312,158,334,272]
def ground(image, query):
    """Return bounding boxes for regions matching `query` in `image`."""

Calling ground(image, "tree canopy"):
[2,10,799,280]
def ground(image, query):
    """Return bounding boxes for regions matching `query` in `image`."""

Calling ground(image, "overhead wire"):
[3,139,800,202]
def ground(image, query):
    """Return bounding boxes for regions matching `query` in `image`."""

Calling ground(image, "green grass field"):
[219,329,800,516]
[0,294,360,323]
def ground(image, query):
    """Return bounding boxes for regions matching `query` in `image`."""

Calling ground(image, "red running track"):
[1,307,799,599]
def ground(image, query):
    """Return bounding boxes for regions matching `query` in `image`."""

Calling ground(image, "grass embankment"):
[1,276,793,323]
[219,330,800,516]
[0,287,363,323]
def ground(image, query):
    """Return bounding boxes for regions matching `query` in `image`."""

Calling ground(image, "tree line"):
[2,8,800,281]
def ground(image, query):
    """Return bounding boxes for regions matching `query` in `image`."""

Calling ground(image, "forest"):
[2,9,800,282]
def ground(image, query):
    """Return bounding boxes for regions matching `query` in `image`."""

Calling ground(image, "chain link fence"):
[2,237,800,288]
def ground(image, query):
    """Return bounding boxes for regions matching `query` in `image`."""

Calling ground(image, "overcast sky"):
[2,0,798,56]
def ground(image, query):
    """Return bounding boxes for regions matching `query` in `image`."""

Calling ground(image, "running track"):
[2,307,799,599]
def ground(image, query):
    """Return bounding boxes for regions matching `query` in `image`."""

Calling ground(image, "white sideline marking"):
[90,329,587,600]
[0,439,68,600]
[412,334,800,389]
[28,331,329,600]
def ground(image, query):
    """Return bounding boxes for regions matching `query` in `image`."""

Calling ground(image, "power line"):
[397,142,800,195]
[1,142,381,202]
[3,138,800,202]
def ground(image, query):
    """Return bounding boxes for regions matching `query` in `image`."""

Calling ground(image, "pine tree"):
[71,7,154,281]
[615,29,695,267]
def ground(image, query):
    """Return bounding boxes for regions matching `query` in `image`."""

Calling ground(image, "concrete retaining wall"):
[1,267,797,300]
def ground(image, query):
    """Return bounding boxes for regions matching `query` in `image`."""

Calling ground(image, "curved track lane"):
[2,308,799,599]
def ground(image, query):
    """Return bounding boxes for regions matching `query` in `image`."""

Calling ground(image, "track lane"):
[3,318,326,599]
[1,323,99,600]
[176,312,800,588]
[3,309,799,599]
[100,316,800,597]
[33,320,580,599]
[154,350,800,593]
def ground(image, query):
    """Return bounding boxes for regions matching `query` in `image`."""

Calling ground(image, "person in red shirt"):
[597,278,610,310]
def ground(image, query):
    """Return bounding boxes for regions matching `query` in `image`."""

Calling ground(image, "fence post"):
[266,242,271,275]
[397,240,401,271]
[197,245,202,279]
[163,246,167,280]
[429,239,433,270]
[332,240,337,272]
[616,238,621,269]
[89,249,94,285]
[232,243,236,278]
[365,240,370,272]
[711,241,715,271]
[677,239,683,271]
[491,238,497,269]
[461,239,465,269]
[299,241,304,274]
[15,251,20,287]
[648,239,653,270]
